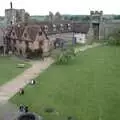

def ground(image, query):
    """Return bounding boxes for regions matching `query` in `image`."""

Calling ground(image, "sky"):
[0,0,120,16]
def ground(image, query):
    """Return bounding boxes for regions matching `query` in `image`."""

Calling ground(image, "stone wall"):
[5,9,26,27]
[5,9,17,26]
[99,20,120,39]
[0,29,4,46]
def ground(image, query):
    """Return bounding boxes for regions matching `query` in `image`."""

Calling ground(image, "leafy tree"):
[82,16,90,21]
[114,15,120,20]
[55,12,62,21]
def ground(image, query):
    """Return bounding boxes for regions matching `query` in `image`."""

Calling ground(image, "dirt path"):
[0,43,101,104]
[0,58,54,103]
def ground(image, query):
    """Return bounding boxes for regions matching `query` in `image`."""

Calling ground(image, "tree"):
[82,16,90,21]
[114,15,120,20]
[55,12,62,21]
[108,29,120,45]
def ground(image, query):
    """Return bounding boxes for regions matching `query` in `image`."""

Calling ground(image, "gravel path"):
[0,43,101,104]
[0,58,54,103]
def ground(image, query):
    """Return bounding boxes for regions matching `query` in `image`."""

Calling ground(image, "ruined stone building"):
[3,2,120,57]
[89,10,120,40]
[4,2,29,27]
[7,23,52,57]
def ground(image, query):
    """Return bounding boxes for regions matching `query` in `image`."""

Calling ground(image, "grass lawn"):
[11,46,120,120]
[0,56,30,85]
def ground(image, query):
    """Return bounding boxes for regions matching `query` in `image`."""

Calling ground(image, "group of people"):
[19,105,29,113]
[18,79,36,113]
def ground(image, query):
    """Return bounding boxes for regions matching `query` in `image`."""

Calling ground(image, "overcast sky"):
[0,0,120,16]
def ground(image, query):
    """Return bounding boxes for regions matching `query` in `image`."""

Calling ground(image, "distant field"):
[0,56,30,85]
[11,46,120,120]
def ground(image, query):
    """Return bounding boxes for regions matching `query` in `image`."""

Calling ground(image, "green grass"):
[11,46,120,120]
[0,56,30,85]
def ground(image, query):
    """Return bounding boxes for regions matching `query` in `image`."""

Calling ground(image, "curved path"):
[0,43,101,104]
[0,58,54,103]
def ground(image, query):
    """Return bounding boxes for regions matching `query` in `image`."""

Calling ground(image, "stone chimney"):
[10,2,13,9]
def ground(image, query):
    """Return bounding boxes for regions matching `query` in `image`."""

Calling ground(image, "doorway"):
[92,23,99,40]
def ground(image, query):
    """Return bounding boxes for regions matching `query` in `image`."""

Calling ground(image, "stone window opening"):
[19,40,22,44]
[53,24,56,31]
[12,32,15,36]
[39,31,42,36]
[13,39,16,44]
[44,25,48,29]
[24,33,27,38]
[44,25,48,32]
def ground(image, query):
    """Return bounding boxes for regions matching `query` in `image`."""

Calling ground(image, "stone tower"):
[90,10,104,40]
[5,2,25,27]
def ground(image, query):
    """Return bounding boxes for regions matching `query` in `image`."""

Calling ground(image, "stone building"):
[89,10,120,40]
[4,2,28,27]
[8,24,51,57]
[5,2,120,57]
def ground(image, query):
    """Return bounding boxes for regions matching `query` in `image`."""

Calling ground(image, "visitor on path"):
[30,79,36,85]
[19,88,24,95]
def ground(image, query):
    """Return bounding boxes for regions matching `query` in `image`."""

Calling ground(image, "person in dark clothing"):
[19,105,24,112]
[68,116,72,120]
[24,106,28,113]
[19,88,24,95]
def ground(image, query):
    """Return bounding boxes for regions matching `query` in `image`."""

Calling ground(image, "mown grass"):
[0,56,30,85]
[11,46,120,120]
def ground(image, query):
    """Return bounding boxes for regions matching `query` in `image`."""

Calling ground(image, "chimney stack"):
[10,2,13,9]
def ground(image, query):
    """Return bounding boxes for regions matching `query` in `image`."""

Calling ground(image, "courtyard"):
[10,45,120,120]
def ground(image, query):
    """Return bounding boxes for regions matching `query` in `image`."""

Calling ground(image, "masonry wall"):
[5,9,25,27]
[5,9,16,27]
[0,29,4,46]
[100,20,120,39]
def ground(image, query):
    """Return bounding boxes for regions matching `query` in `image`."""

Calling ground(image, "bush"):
[108,30,120,46]
[55,48,75,65]
[26,48,43,59]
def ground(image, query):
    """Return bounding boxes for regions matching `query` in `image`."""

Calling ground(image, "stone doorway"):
[92,23,99,40]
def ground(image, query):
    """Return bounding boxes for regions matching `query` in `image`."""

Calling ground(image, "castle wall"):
[5,9,17,26]
[100,20,120,39]
[5,9,25,27]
